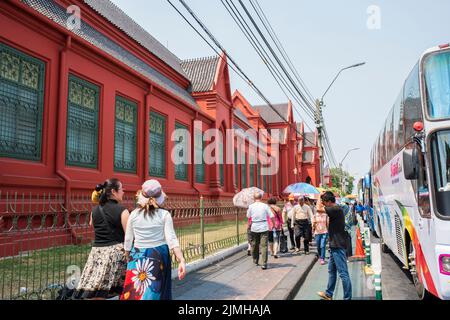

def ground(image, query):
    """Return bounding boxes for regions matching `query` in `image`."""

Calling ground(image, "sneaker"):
[295,248,300,253]
[274,255,279,259]
[290,247,295,251]
[320,259,325,265]
[261,264,267,270]
[317,291,332,300]
[305,251,310,255]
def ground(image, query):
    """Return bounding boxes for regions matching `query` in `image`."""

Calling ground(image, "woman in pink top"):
[267,198,283,259]
[312,210,329,265]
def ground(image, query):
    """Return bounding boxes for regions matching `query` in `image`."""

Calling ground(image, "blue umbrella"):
[283,182,320,195]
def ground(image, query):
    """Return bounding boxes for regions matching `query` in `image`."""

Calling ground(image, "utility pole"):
[315,99,324,187]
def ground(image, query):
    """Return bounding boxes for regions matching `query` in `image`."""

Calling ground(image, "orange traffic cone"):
[351,226,365,261]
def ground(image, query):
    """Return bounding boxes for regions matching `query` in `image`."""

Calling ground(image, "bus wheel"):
[408,241,430,300]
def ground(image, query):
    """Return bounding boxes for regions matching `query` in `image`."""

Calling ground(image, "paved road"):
[366,233,419,300]
[379,246,419,299]
[294,258,375,300]
[172,248,314,300]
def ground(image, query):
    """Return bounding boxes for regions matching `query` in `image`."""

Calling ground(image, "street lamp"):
[316,62,365,187]
[339,148,360,195]
[320,62,366,104]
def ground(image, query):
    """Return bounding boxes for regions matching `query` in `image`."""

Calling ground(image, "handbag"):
[279,231,288,253]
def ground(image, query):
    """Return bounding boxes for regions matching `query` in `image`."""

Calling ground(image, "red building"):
[0,0,320,204]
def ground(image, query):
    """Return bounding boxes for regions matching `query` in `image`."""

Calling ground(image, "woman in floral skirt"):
[73,179,130,299]
[120,180,186,300]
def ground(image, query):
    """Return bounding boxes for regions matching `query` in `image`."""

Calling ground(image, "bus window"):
[424,50,450,119]
[394,91,404,152]
[382,122,387,165]
[417,143,431,218]
[431,130,450,217]
[385,108,394,160]
[403,63,422,141]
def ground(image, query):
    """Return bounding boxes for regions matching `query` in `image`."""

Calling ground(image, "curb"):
[263,255,318,300]
[171,243,248,280]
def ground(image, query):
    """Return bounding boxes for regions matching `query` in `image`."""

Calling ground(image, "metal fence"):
[0,191,247,300]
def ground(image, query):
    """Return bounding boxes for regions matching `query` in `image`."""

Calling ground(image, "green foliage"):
[329,167,355,196]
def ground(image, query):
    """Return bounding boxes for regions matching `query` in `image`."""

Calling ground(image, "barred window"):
[219,133,224,186]
[268,174,272,195]
[263,171,267,192]
[195,129,205,183]
[66,75,99,168]
[114,96,137,173]
[249,154,255,187]
[175,122,188,181]
[257,161,262,189]
[149,112,166,178]
[234,148,239,189]
[0,43,45,161]
[241,151,247,188]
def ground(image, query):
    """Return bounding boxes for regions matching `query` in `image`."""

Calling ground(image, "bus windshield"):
[424,50,450,119]
[431,130,450,217]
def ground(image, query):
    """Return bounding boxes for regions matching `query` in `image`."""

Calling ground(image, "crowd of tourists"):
[71,177,361,301]
[246,190,360,300]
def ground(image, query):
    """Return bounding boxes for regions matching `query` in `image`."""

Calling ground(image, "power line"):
[237,0,317,117]
[250,0,316,106]
[220,0,316,124]
[167,0,317,146]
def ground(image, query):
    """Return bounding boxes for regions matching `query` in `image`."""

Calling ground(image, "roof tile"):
[253,103,289,124]
[83,0,187,78]
[180,56,220,93]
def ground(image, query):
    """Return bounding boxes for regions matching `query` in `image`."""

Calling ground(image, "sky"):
[111,0,450,190]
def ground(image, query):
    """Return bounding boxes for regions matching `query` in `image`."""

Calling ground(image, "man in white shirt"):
[282,194,296,251]
[247,192,276,270]
[291,197,314,254]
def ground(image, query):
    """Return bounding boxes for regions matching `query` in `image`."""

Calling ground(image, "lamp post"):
[316,62,365,187]
[339,148,360,195]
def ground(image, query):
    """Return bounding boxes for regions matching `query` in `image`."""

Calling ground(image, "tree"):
[330,167,355,196]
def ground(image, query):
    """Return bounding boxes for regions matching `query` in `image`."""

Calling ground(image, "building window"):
[66,75,99,168]
[268,175,272,195]
[249,154,255,187]
[241,151,247,188]
[174,122,188,181]
[303,150,314,163]
[114,96,137,173]
[195,129,205,183]
[263,171,267,192]
[219,133,224,186]
[234,148,239,189]
[256,161,265,191]
[0,43,45,161]
[149,111,166,178]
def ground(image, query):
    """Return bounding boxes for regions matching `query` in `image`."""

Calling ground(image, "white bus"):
[370,44,450,300]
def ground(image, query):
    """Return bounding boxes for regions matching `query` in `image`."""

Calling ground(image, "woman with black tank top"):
[73,179,130,299]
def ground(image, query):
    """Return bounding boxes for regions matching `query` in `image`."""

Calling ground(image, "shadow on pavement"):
[173,279,243,300]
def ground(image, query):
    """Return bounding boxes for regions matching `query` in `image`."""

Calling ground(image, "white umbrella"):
[233,187,265,208]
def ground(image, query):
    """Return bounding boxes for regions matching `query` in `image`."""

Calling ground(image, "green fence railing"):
[0,191,247,300]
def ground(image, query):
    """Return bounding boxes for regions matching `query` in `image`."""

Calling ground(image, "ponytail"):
[91,179,121,206]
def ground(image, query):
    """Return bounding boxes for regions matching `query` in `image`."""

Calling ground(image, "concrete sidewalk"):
[172,247,317,300]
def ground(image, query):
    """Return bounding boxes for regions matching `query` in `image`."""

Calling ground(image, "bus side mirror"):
[403,148,419,180]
